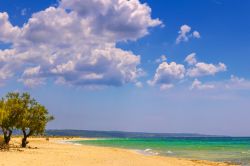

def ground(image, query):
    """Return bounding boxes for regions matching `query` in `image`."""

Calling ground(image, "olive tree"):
[0,100,12,145]
[0,99,10,144]
[0,92,54,147]
[17,93,54,148]
[0,93,22,144]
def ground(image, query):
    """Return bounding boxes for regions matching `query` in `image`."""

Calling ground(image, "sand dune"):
[0,138,237,166]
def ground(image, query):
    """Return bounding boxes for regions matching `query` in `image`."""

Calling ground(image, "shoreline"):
[54,137,238,166]
[57,139,161,156]
[60,138,240,165]
[0,137,238,166]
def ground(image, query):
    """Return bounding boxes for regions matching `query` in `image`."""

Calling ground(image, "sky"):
[0,0,250,136]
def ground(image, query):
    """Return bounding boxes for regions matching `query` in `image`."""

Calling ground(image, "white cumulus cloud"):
[0,0,162,88]
[225,75,250,90]
[190,79,215,90]
[185,53,197,65]
[176,24,201,44]
[0,12,21,43]
[150,53,227,90]
[192,31,201,39]
[60,0,162,41]
[185,53,226,77]
[148,61,185,88]
[187,62,227,77]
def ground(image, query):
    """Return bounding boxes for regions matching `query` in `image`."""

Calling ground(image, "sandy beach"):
[0,137,237,166]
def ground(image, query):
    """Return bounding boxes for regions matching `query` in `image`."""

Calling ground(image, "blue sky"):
[0,0,250,136]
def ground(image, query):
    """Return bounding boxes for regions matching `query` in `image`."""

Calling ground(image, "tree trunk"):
[22,129,27,148]
[21,136,27,148]
[22,129,31,148]
[3,129,12,144]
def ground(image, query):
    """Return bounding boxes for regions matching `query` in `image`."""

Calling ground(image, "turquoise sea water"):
[73,137,250,165]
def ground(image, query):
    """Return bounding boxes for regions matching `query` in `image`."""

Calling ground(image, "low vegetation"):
[0,92,54,148]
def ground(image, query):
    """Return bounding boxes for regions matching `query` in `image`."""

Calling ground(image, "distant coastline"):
[45,129,228,138]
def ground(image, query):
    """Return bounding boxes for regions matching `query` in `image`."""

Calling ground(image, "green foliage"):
[0,93,21,144]
[17,93,54,135]
[0,92,54,147]
[1,93,22,129]
[0,99,7,124]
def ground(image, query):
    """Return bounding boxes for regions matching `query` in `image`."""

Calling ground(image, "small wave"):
[167,150,173,154]
[241,151,250,154]
[55,140,72,144]
[135,148,159,156]
[144,148,152,152]
[55,140,82,146]
[144,149,159,155]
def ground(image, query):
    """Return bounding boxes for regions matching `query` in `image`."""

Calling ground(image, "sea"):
[72,137,250,165]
